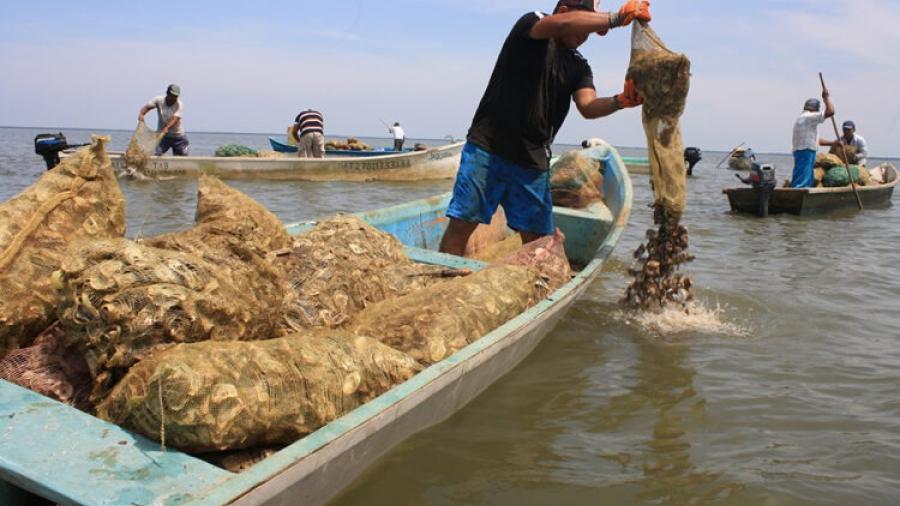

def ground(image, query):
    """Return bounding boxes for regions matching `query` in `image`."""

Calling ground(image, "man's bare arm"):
[574,88,619,119]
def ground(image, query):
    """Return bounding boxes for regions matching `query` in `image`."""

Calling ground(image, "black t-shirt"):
[467,12,595,171]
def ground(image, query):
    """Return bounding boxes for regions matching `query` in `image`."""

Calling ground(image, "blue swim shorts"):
[446,142,554,236]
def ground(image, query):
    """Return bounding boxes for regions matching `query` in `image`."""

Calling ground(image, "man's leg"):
[297,134,310,158]
[790,150,815,188]
[394,139,403,151]
[439,218,479,256]
[171,136,190,156]
[154,136,171,156]
[312,133,325,159]
[503,161,554,243]
[440,143,504,255]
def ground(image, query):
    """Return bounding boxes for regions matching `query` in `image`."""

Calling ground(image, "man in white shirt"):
[138,84,189,156]
[820,120,868,167]
[791,91,834,188]
[389,122,405,151]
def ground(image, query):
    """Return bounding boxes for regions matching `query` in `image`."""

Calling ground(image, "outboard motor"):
[34,133,87,170]
[684,147,702,176]
[735,163,777,217]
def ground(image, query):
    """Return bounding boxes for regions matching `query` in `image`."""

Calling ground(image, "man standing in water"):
[139,84,189,156]
[438,0,651,255]
[791,92,834,188]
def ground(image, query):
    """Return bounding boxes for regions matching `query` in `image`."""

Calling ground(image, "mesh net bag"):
[815,152,844,169]
[549,152,604,208]
[626,22,691,220]
[495,229,571,291]
[829,144,859,165]
[214,145,258,157]
[622,24,695,310]
[464,208,510,258]
[55,238,285,404]
[187,175,292,254]
[470,234,523,262]
[351,264,548,365]
[0,322,92,409]
[272,215,450,330]
[125,121,164,169]
[0,137,125,359]
[95,332,422,453]
[823,165,867,187]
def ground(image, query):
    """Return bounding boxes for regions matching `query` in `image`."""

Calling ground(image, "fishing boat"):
[727,147,755,171]
[723,163,898,216]
[0,140,632,505]
[623,155,651,174]
[268,136,409,157]
[61,142,465,182]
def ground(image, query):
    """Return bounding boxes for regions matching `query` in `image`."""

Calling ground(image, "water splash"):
[617,301,750,339]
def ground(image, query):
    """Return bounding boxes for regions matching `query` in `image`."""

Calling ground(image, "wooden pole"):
[819,72,863,210]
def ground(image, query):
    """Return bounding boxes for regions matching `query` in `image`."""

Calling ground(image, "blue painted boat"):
[0,140,632,505]
[268,136,408,157]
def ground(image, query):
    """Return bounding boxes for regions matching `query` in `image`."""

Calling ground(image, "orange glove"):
[616,0,652,26]
[616,80,643,108]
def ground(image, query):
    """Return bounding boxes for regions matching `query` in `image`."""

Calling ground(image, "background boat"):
[723,163,898,215]
[0,140,632,506]
[268,136,411,157]
[63,142,465,182]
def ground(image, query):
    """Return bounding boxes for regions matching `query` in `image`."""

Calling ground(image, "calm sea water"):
[2,127,899,505]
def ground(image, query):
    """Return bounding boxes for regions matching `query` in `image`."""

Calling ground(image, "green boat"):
[1,141,633,505]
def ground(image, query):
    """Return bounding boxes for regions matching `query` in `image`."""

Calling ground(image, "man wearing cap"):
[820,120,868,167]
[138,84,189,156]
[438,0,651,255]
[790,91,834,188]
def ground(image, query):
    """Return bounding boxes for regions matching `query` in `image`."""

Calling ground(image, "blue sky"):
[1,0,899,155]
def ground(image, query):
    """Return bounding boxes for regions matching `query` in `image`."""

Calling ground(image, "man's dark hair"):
[554,0,598,14]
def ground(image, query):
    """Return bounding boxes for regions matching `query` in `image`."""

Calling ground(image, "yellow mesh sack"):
[0,137,125,358]
[626,22,691,219]
[95,332,421,453]
[125,121,164,169]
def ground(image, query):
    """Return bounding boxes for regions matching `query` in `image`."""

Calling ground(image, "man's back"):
[296,110,324,136]
[793,110,825,152]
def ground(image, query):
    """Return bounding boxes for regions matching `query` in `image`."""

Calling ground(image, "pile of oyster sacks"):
[0,137,574,467]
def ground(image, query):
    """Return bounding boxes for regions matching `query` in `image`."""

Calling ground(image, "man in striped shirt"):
[291,109,325,158]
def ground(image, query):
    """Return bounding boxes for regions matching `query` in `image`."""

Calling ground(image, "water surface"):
[2,127,898,505]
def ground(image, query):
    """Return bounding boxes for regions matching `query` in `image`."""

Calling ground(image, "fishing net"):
[204,448,280,473]
[214,145,258,157]
[272,215,454,331]
[95,332,422,453]
[495,229,571,291]
[464,208,510,258]
[125,121,164,169]
[0,137,125,359]
[623,23,695,310]
[256,150,285,159]
[829,144,859,165]
[470,234,523,262]
[55,238,285,404]
[326,138,372,151]
[548,151,604,208]
[0,322,92,409]
[823,165,868,187]
[814,167,826,187]
[626,22,691,219]
[351,264,549,365]
[184,175,292,254]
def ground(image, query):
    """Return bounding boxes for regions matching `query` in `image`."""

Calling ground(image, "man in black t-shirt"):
[439,0,651,256]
